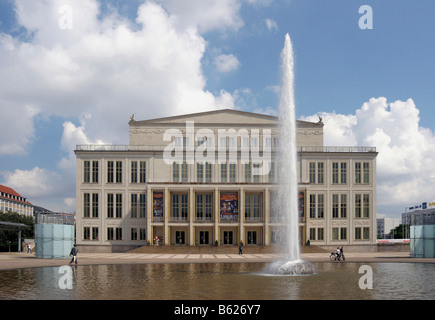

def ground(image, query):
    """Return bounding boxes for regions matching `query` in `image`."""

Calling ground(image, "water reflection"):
[1,262,434,300]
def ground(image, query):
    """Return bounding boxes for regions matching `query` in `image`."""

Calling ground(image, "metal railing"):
[76,144,376,153]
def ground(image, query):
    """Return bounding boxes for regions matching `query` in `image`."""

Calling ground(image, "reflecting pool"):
[1,262,434,300]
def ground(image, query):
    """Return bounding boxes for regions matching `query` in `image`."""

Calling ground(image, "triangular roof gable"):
[131,109,278,126]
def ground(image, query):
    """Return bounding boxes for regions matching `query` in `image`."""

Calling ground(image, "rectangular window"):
[309,194,316,219]
[131,194,137,218]
[140,228,146,241]
[131,161,138,183]
[116,228,122,240]
[83,227,90,240]
[229,163,236,183]
[355,162,361,184]
[363,227,370,240]
[173,163,180,182]
[107,193,114,218]
[355,194,361,218]
[245,163,251,182]
[140,194,146,218]
[247,231,257,244]
[116,161,122,183]
[92,193,99,218]
[317,194,324,218]
[363,162,370,184]
[172,193,188,221]
[221,163,227,182]
[355,227,362,240]
[332,194,339,218]
[92,227,99,241]
[310,228,316,241]
[340,227,347,240]
[205,162,212,182]
[196,193,213,221]
[181,162,188,182]
[107,228,114,241]
[341,194,347,218]
[140,161,146,183]
[309,162,324,184]
[116,193,122,218]
[318,228,324,241]
[363,194,370,218]
[83,193,90,218]
[131,228,138,241]
[341,162,347,184]
[197,163,204,182]
[245,193,262,222]
[108,161,114,183]
[92,161,99,183]
[332,228,339,240]
[332,162,339,184]
[84,161,90,183]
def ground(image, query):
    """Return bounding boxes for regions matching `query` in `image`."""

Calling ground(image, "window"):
[116,228,122,240]
[309,193,324,219]
[309,162,324,184]
[131,228,138,241]
[197,163,204,182]
[140,228,146,241]
[84,160,99,183]
[223,231,233,245]
[247,231,257,244]
[245,193,262,222]
[92,193,99,218]
[108,161,122,183]
[205,162,212,182]
[131,194,146,218]
[332,162,347,184]
[355,162,370,184]
[220,163,227,182]
[244,163,251,182]
[174,162,188,182]
[354,227,370,240]
[107,193,122,218]
[84,161,90,183]
[355,193,370,218]
[199,231,209,245]
[229,163,236,182]
[131,161,137,183]
[83,227,99,241]
[172,193,188,221]
[83,193,90,218]
[196,193,213,221]
[175,230,185,244]
[334,227,348,241]
[332,194,348,219]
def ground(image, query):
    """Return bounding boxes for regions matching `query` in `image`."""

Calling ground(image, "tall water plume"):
[278,33,299,261]
[265,33,316,275]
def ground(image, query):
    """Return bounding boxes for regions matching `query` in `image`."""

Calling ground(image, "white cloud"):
[301,97,435,216]
[265,18,278,31]
[0,0,243,211]
[214,54,241,73]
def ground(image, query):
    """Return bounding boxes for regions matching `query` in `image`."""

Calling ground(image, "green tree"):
[0,211,34,252]
[389,224,410,239]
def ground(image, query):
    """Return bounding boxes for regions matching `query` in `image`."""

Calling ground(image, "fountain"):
[266,33,317,275]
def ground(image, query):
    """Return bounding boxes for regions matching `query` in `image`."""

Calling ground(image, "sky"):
[0,0,435,218]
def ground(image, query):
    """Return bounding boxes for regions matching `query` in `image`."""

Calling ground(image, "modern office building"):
[74,109,378,252]
[0,185,33,217]
[377,217,400,239]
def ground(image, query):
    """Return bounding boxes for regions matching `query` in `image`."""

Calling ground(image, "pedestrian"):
[340,246,345,261]
[238,243,243,255]
[336,247,341,260]
[69,244,78,265]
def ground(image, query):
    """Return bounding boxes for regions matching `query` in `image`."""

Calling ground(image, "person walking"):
[340,246,345,261]
[238,243,243,255]
[69,244,78,265]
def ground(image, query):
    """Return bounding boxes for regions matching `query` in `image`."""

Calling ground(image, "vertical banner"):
[153,191,164,218]
[298,191,305,219]
[220,192,238,221]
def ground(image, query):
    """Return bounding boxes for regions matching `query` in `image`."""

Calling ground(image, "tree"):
[389,224,410,239]
[0,211,34,252]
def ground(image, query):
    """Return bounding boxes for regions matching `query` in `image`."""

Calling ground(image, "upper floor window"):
[83,160,99,183]
[107,161,123,183]
[131,161,146,183]
[309,162,324,184]
[355,162,370,184]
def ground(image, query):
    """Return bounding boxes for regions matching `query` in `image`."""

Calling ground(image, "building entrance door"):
[175,230,185,245]
[223,231,233,245]
[199,231,209,245]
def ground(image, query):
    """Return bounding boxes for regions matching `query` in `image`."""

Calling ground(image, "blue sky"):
[0,0,434,218]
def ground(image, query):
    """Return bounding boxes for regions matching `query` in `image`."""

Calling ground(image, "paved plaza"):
[0,250,432,270]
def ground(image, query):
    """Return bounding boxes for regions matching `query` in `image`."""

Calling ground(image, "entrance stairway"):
[129,245,328,254]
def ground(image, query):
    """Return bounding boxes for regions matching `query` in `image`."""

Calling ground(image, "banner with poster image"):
[153,191,164,218]
[220,192,238,221]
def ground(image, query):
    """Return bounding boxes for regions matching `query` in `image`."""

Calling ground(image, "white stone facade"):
[74,109,377,251]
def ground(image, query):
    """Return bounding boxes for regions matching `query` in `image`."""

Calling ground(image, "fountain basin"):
[265,259,317,275]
